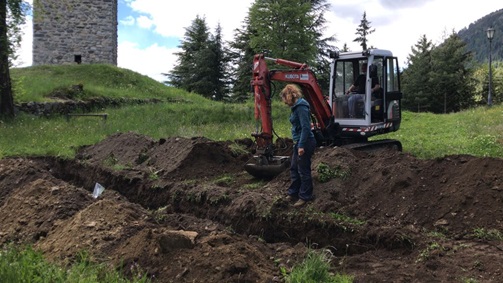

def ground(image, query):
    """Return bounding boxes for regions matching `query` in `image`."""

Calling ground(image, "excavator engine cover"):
[244,156,290,179]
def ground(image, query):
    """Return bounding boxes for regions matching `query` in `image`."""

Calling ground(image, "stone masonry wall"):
[33,0,118,65]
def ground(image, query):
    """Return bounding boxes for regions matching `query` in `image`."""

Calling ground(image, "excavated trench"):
[44,155,415,256]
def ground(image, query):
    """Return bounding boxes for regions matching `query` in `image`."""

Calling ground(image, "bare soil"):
[1,132,502,282]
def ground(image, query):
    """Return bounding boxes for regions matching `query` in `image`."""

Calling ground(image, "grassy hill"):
[10,64,205,103]
[2,64,503,159]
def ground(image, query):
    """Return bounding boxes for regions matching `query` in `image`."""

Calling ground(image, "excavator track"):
[341,139,402,152]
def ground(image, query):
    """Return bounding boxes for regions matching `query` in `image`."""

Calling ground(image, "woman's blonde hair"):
[280,84,302,103]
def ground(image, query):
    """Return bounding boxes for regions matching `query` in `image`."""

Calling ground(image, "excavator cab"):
[329,49,402,143]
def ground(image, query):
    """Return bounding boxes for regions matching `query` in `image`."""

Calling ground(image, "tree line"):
[1,0,501,118]
[164,1,501,112]
[402,33,502,112]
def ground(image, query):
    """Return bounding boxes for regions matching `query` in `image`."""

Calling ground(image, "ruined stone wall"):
[33,0,118,65]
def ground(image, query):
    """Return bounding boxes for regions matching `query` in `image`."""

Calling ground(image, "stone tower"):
[33,0,118,65]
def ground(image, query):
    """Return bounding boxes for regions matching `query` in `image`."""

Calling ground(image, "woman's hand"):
[298,148,305,156]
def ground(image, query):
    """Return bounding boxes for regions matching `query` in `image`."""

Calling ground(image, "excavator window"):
[331,58,389,121]
[333,61,353,96]
[332,60,369,119]
[385,58,400,92]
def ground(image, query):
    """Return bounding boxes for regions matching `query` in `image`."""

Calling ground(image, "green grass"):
[4,64,503,159]
[416,242,445,263]
[316,163,351,182]
[0,101,292,158]
[10,64,204,103]
[329,212,366,226]
[2,102,502,159]
[378,106,503,159]
[0,245,149,283]
[283,249,353,283]
[470,228,503,241]
[3,64,293,158]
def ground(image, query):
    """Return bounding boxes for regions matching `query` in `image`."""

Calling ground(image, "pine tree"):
[166,16,210,90]
[430,32,475,113]
[166,16,210,95]
[403,33,476,113]
[248,0,317,62]
[228,16,255,102]
[166,16,231,100]
[341,43,350,52]
[401,35,434,112]
[230,0,334,99]
[309,0,336,92]
[206,23,231,101]
[353,11,375,51]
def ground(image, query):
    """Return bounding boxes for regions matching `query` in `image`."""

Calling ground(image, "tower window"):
[74,55,82,64]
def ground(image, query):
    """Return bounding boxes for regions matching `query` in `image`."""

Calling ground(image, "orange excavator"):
[245,49,403,178]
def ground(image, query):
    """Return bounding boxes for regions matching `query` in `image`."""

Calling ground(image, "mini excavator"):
[245,49,403,178]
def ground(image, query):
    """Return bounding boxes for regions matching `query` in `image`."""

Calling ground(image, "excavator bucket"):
[244,156,290,179]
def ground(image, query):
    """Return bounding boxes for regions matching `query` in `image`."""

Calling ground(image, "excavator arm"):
[246,54,332,178]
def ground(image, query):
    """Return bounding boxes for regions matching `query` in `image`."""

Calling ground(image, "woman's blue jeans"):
[287,137,316,201]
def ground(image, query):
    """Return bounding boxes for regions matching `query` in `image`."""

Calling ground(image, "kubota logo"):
[285,74,299,79]
[284,73,309,80]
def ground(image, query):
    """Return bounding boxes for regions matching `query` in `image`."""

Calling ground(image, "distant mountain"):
[458,8,503,63]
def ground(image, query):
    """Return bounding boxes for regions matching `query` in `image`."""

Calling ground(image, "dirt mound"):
[1,132,502,282]
[76,132,251,180]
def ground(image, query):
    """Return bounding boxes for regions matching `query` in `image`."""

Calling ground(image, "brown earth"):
[1,131,502,282]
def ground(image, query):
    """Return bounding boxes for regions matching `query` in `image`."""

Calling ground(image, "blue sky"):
[16,0,503,82]
[118,2,179,49]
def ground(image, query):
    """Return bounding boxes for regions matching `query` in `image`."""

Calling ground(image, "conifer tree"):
[401,35,434,112]
[207,23,231,101]
[230,0,334,100]
[430,32,475,113]
[402,33,476,113]
[353,11,374,51]
[166,16,231,100]
[166,16,210,93]
[248,0,317,62]
[228,17,255,102]
[310,0,336,92]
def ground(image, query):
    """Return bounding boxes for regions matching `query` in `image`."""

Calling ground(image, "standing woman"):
[280,84,316,207]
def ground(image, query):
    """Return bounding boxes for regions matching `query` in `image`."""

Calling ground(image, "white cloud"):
[118,41,179,82]
[378,0,434,9]
[136,15,154,29]
[126,0,254,41]
[120,15,135,26]
[328,0,501,66]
